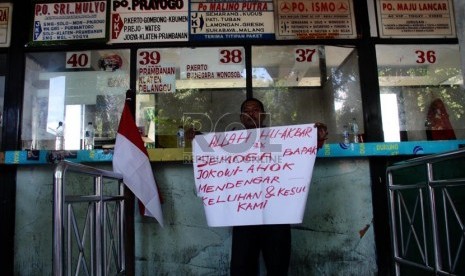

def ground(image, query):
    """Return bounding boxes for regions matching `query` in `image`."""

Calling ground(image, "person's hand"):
[185,127,197,142]
[315,122,328,149]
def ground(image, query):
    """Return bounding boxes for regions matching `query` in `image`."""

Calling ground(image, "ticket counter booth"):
[2,0,465,275]
[18,44,465,152]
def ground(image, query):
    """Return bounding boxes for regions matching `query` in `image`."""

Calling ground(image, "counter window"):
[0,54,5,149]
[135,47,247,148]
[22,50,130,150]
[377,44,464,142]
[251,45,363,144]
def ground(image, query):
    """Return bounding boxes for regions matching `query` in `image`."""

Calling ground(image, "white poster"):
[192,124,318,227]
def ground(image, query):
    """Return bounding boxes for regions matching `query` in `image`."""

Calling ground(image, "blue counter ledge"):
[2,140,465,165]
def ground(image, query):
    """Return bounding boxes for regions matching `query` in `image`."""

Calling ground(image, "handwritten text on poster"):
[193,124,318,227]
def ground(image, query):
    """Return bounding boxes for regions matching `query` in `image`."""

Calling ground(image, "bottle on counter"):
[350,118,359,143]
[177,126,185,148]
[342,125,350,144]
[84,122,95,150]
[55,121,64,150]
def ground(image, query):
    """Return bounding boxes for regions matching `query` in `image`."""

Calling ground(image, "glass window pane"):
[252,45,363,144]
[136,47,247,148]
[0,54,5,149]
[22,50,130,150]
[377,44,464,142]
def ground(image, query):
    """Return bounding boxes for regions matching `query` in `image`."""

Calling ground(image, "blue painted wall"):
[14,158,376,275]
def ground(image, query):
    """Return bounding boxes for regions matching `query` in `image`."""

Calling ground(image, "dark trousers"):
[230,224,291,276]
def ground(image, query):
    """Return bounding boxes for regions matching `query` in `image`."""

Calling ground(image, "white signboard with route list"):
[137,48,177,93]
[179,47,245,81]
[137,47,246,93]
[193,124,318,227]
[32,1,107,42]
[190,0,275,40]
[275,0,357,40]
[110,0,189,43]
[376,0,456,38]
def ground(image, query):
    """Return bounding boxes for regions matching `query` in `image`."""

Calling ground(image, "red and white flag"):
[113,102,164,226]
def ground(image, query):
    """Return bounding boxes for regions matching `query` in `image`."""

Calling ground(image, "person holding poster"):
[190,98,328,275]
[231,98,327,276]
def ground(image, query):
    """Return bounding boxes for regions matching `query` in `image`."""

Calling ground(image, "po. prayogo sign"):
[192,124,318,227]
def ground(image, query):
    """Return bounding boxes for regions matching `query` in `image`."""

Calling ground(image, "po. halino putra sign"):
[192,123,318,227]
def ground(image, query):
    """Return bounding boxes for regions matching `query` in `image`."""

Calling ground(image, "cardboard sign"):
[192,124,317,227]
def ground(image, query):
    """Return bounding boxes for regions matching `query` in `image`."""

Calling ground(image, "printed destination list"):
[33,1,107,42]
[192,123,318,227]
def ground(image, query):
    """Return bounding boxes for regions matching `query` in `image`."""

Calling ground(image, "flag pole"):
[126,88,136,116]
[124,89,136,276]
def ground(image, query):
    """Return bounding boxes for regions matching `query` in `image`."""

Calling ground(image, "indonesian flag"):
[113,102,164,226]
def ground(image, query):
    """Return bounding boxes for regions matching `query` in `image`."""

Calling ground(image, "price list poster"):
[275,0,357,40]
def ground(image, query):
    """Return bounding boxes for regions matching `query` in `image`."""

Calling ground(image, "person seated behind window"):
[425,98,456,141]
